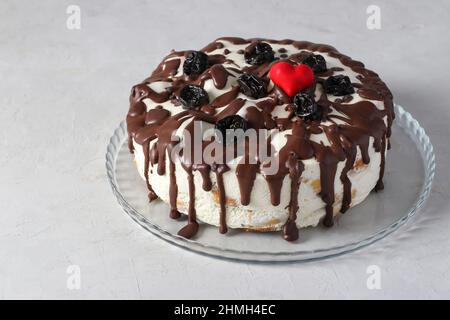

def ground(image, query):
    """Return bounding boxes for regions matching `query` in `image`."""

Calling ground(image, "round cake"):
[126,37,394,241]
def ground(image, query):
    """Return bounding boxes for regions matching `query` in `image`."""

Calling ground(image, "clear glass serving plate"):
[106,105,435,262]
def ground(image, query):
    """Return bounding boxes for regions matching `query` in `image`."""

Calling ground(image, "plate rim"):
[106,104,436,262]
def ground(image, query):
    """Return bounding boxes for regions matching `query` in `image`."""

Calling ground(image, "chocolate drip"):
[339,138,357,213]
[314,125,346,226]
[127,135,134,153]
[177,169,199,239]
[283,154,305,241]
[193,163,213,191]
[375,136,386,191]
[154,111,189,175]
[126,86,147,152]
[236,163,258,206]
[169,159,181,219]
[143,142,158,202]
[212,164,230,234]
[126,86,170,199]
[313,143,339,227]
[263,120,314,206]
[264,175,284,206]
[332,101,388,196]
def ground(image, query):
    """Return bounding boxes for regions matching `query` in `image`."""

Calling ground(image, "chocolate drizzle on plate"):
[126,37,394,241]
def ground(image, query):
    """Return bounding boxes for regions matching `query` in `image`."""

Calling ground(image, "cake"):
[126,37,394,241]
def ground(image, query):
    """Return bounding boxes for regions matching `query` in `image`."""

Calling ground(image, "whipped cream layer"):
[126,37,394,241]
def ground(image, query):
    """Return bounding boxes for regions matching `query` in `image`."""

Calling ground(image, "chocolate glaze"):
[126,37,394,241]
[283,154,305,241]
[169,159,181,219]
[212,163,230,234]
[177,168,199,239]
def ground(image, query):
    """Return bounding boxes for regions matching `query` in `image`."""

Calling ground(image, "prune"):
[179,85,209,109]
[324,75,355,96]
[244,42,275,65]
[183,51,208,75]
[214,115,248,144]
[237,73,267,99]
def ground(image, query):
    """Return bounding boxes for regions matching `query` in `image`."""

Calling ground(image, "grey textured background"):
[1,0,449,299]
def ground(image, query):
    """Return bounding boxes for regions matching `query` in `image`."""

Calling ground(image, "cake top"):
[126,37,394,239]
[128,36,393,165]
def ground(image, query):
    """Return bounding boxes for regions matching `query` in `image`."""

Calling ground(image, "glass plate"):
[106,105,435,262]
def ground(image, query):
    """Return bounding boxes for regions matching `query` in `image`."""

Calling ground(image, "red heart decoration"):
[269,62,315,96]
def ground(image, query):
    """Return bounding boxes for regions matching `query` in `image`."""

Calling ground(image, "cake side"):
[131,136,382,231]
